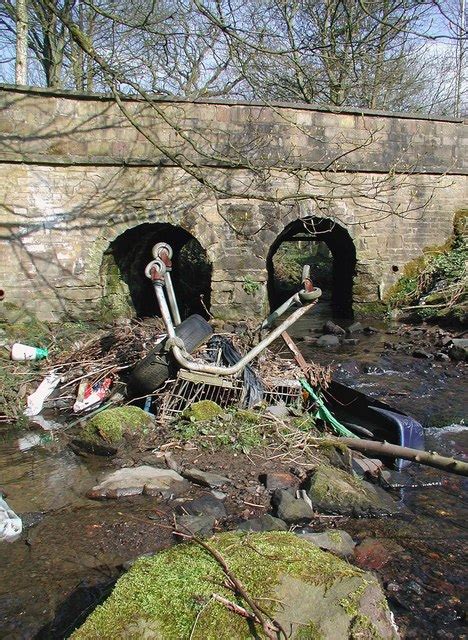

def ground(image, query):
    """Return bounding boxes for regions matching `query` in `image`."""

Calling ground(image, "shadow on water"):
[35,580,116,639]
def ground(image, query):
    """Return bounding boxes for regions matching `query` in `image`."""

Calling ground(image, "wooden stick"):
[337,438,468,477]
[177,529,287,639]
[212,593,260,622]
[281,330,311,374]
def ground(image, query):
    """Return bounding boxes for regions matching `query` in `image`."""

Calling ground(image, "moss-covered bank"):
[385,210,467,325]
[72,531,398,639]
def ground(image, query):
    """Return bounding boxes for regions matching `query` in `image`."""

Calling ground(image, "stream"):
[0,305,466,639]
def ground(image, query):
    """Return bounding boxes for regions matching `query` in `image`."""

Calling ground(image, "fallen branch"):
[176,528,287,639]
[212,593,261,623]
[401,302,462,310]
[337,438,468,477]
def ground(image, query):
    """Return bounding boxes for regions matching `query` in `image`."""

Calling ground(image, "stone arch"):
[267,217,357,316]
[100,222,212,319]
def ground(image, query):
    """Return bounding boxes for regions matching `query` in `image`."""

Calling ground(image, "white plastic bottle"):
[11,343,48,360]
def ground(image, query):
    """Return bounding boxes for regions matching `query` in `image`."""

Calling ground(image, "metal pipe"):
[168,300,317,377]
[259,292,301,331]
[146,245,320,378]
[259,287,322,331]
[152,282,177,340]
[164,271,182,326]
[152,243,182,326]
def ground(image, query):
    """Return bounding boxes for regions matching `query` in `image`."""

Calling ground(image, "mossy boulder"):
[72,531,398,639]
[81,406,154,445]
[315,441,353,472]
[306,465,399,516]
[182,400,224,421]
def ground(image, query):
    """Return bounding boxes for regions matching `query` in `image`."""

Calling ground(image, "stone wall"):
[0,86,466,322]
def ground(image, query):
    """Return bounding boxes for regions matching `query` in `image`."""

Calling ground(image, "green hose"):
[300,378,358,439]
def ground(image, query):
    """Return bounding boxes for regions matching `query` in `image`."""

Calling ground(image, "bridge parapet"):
[0,86,466,175]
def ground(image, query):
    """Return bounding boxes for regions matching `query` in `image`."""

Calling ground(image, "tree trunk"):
[16,0,28,85]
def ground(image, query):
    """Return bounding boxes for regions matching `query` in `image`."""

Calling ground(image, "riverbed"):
[0,308,466,639]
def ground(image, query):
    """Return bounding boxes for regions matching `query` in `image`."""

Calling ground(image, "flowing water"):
[0,306,466,638]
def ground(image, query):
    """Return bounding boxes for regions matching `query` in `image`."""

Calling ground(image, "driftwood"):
[338,438,468,477]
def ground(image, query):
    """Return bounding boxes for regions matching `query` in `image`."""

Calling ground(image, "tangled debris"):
[5,318,332,424]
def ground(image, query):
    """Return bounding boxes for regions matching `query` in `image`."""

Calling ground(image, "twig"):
[212,592,261,622]
[177,528,288,639]
[189,596,214,640]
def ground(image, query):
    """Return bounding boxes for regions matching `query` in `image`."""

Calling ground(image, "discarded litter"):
[158,369,303,421]
[24,371,61,417]
[17,432,53,451]
[300,379,357,438]
[0,497,22,543]
[205,335,264,408]
[30,414,64,431]
[15,243,324,424]
[135,247,321,415]
[73,377,113,413]
[11,342,48,361]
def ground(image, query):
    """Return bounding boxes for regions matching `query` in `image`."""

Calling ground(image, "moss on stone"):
[340,583,387,640]
[182,400,224,421]
[354,302,388,318]
[99,253,135,320]
[307,464,373,512]
[295,621,325,640]
[329,531,344,545]
[452,209,467,239]
[81,406,153,444]
[72,531,379,640]
[385,212,467,319]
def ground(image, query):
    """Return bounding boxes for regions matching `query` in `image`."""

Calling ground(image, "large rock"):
[80,406,154,447]
[297,529,356,558]
[182,468,231,488]
[317,334,340,347]
[448,338,468,361]
[175,494,227,519]
[323,320,346,335]
[72,532,399,639]
[346,322,363,334]
[175,514,215,538]
[260,471,297,491]
[305,465,400,516]
[87,466,187,499]
[271,489,313,523]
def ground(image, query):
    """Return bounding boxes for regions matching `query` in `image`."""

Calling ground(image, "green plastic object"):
[35,347,48,360]
[300,379,358,439]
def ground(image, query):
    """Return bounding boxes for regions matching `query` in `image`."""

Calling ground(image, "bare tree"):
[15,0,28,84]
[1,0,464,113]
[194,0,439,111]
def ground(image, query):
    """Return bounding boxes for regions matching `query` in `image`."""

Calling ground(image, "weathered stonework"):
[0,86,466,321]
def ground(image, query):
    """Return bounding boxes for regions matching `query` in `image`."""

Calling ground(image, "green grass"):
[173,408,264,454]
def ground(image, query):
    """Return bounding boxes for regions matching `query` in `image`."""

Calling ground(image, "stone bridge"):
[0,85,466,322]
